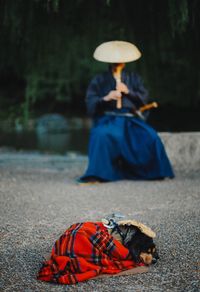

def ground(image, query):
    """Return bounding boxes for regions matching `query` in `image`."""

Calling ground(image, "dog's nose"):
[152,258,157,264]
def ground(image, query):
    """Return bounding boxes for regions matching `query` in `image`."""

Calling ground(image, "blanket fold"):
[37,222,143,284]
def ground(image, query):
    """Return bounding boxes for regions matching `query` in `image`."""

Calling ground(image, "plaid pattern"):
[37,222,142,284]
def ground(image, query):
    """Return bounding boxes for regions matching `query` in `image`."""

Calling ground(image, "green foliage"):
[51,0,60,11]
[0,0,199,123]
[168,0,189,36]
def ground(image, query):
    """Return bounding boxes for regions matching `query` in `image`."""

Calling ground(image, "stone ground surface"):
[0,151,200,292]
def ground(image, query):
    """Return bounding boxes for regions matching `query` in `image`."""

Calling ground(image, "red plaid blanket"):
[37,222,142,284]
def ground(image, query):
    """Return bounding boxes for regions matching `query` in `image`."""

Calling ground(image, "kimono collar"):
[107,69,127,84]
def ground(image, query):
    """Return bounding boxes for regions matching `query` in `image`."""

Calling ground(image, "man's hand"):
[103,90,122,101]
[116,82,129,94]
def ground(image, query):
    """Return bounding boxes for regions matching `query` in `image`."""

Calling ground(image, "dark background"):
[0,0,200,131]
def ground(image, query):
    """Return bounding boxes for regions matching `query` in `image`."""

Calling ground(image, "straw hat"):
[118,220,156,238]
[93,41,142,63]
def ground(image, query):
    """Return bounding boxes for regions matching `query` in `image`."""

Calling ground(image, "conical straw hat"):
[118,220,156,238]
[93,41,142,63]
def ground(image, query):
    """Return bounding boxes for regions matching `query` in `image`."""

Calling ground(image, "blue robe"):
[80,70,174,181]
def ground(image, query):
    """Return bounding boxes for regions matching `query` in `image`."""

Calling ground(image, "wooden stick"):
[139,102,158,113]
[113,66,123,109]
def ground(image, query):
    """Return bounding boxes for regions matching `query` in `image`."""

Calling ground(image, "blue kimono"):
[80,70,174,181]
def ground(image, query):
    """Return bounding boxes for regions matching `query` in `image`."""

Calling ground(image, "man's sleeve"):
[85,75,106,117]
[127,72,149,107]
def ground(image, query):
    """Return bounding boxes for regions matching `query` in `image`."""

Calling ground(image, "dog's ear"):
[122,226,141,263]
[127,242,140,263]
[122,226,138,246]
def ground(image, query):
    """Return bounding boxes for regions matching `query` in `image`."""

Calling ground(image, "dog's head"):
[104,217,159,266]
[121,225,159,265]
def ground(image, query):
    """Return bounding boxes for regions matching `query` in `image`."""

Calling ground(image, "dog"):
[104,218,159,266]
[38,217,159,284]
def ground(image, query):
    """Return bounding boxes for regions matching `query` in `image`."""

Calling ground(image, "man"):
[79,41,174,182]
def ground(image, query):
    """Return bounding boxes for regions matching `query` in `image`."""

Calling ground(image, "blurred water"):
[0,129,90,155]
[0,108,199,154]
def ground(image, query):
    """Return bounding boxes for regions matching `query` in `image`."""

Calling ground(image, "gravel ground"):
[0,151,199,292]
